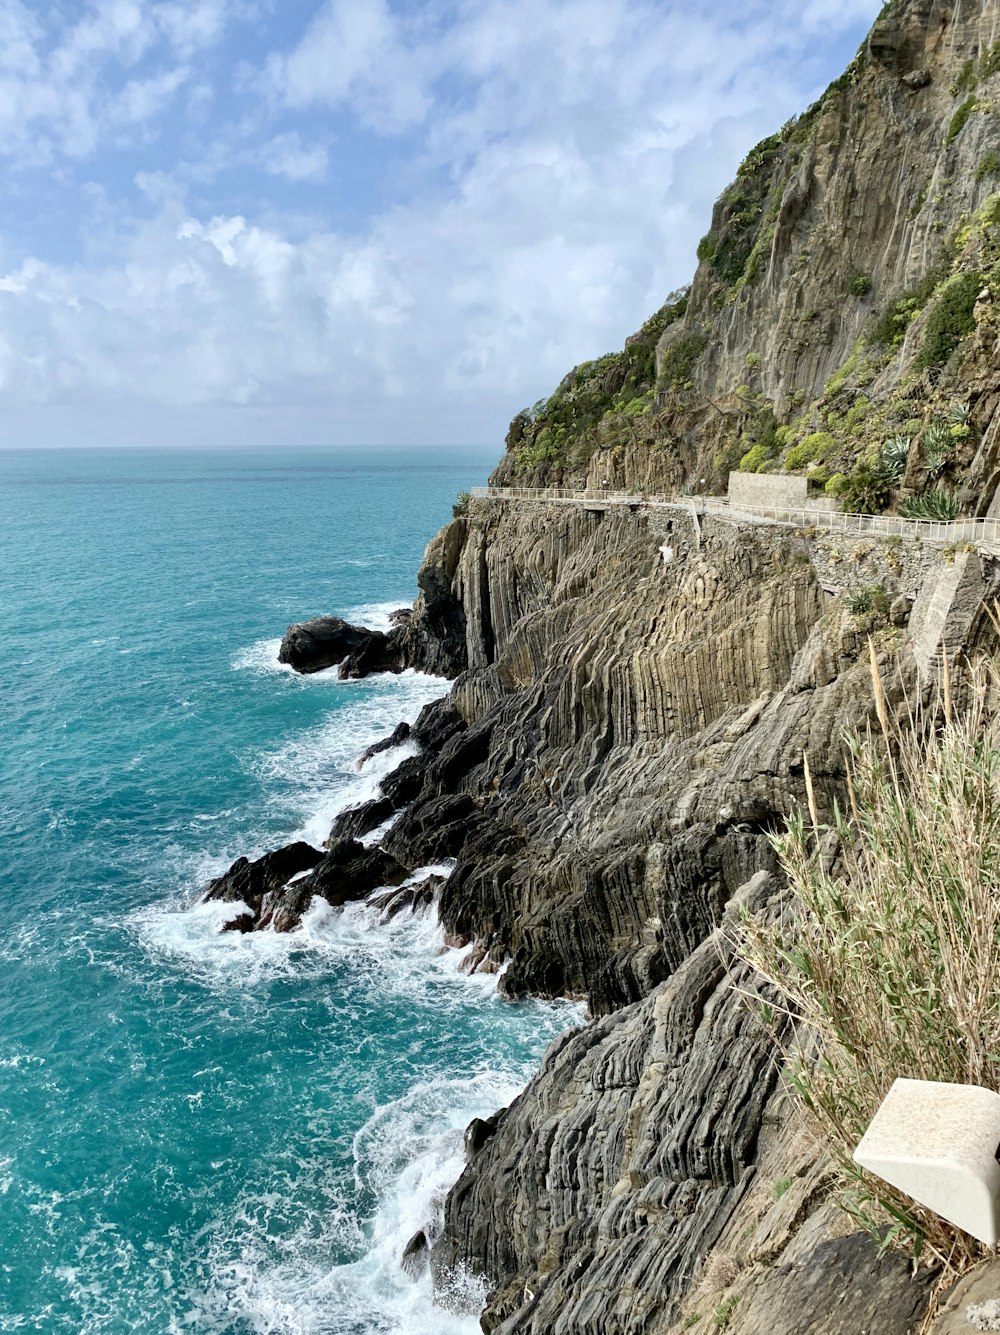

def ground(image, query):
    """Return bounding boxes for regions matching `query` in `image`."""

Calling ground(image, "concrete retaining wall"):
[728,472,809,509]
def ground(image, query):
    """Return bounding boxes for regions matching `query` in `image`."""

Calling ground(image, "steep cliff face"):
[395,493,993,1331]
[494,0,1000,510]
[392,3,1000,1327]
[385,503,883,1016]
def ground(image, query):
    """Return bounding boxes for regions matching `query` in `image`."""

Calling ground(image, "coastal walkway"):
[468,486,1000,550]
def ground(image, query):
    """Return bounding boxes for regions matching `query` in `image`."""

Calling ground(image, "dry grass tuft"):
[736,650,1000,1272]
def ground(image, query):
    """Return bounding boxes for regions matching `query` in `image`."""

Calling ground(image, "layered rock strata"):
[201,1,1000,1327]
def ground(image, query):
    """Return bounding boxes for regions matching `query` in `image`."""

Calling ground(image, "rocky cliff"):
[208,2,1000,1329]
[496,0,1000,521]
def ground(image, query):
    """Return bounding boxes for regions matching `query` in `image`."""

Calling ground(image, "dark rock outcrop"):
[369,873,444,921]
[277,529,470,680]
[203,842,324,930]
[278,615,392,675]
[360,721,411,765]
[431,877,785,1333]
[261,839,410,932]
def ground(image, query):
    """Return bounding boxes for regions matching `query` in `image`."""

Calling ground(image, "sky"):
[0,0,884,449]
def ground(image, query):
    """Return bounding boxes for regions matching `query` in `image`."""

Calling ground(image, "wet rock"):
[327,795,396,844]
[278,616,388,675]
[465,1113,501,1163]
[380,754,432,807]
[261,839,410,932]
[411,699,466,752]
[203,842,324,928]
[368,874,444,922]
[401,1230,429,1279]
[359,721,411,766]
[384,794,483,866]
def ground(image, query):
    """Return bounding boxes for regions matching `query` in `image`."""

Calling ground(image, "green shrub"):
[951,57,977,97]
[452,490,471,518]
[915,271,982,370]
[849,272,871,296]
[785,431,833,472]
[825,471,847,496]
[738,443,772,472]
[844,396,872,433]
[736,656,1000,1268]
[981,37,1000,79]
[658,333,708,391]
[621,391,654,418]
[899,488,961,519]
[976,150,1000,184]
[713,1296,739,1330]
[829,462,892,514]
[946,96,977,145]
[870,269,943,347]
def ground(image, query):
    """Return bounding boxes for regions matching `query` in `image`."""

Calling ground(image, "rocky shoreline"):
[203,490,988,1331]
[200,0,1000,1324]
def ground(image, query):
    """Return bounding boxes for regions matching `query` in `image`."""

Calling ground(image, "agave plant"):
[946,400,971,426]
[876,435,911,483]
[922,422,952,478]
[899,487,961,520]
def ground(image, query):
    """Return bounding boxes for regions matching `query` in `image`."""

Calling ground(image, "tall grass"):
[737,647,1000,1270]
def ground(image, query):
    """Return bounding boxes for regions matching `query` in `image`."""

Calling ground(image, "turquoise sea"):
[0,446,579,1334]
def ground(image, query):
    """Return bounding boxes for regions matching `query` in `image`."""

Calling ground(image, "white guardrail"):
[468,486,1000,548]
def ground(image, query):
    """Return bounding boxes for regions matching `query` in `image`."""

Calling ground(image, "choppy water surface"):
[0,446,580,1334]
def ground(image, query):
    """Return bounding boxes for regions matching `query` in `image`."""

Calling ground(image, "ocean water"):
[0,447,580,1334]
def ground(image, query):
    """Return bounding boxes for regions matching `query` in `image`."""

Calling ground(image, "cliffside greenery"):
[505,289,690,477]
[738,651,1000,1273]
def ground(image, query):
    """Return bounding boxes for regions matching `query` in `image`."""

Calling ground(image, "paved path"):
[469,486,1000,552]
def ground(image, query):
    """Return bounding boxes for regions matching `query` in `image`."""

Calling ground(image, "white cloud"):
[265,0,433,132]
[0,0,884,444]
[257,132,329,182]
[0,0,233,164]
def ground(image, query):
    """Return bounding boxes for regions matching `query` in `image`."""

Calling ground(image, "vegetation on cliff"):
[739,650,1000,1271]
[503,288,689,478]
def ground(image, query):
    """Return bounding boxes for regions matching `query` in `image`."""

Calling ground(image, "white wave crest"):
[231,637,296,675]
[343,601,414,633]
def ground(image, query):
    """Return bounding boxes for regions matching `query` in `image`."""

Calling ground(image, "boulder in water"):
[278,616,392,675]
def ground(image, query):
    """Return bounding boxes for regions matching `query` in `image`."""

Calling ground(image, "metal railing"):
[469,486,1000,548]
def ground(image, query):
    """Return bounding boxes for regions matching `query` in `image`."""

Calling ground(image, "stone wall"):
[728,473,808,509]
[806,531,933,599]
